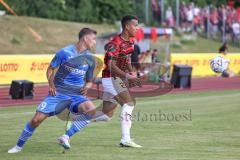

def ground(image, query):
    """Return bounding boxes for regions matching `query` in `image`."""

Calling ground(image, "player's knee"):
[120,103,134,120]
[30,118,42,128]
[76,101,96,116]
[30,112,46,127]
[85,107,96,116]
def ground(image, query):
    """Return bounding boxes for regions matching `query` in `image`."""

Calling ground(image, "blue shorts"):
[36,92,88,116]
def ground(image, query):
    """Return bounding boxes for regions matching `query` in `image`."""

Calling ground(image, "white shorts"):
[102,77,128,104]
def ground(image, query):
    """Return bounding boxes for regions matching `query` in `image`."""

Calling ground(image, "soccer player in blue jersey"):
[8,28,98,153]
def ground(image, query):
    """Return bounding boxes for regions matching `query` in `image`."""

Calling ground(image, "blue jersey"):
[50,44,95,95]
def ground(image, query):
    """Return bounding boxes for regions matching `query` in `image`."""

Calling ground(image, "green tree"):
[1,0,134,24]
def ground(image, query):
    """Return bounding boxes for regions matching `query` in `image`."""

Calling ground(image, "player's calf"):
[8,112,48,153]
[58,101,96,149]
[30,112,48,128]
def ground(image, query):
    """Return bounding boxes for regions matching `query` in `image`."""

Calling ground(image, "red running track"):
[0,77,239,107]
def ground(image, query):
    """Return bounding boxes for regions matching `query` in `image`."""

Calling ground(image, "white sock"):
[120,104,134,142]
[94,114,111,122]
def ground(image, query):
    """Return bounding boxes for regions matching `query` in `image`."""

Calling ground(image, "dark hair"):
[218,43,228,53]
[78,28,97,40]
[121,15,138,29]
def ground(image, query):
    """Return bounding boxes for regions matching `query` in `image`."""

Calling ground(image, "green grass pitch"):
[0,90,240,160]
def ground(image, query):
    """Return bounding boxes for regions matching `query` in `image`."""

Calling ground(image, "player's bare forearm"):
[80,80,93,96]
[108,60,127,78]
[126,62,141,87]
[46,66,57,84]
[46,65,58,96]
[46,65,53,81]
[46,66,53,85]
[108,60,138,82]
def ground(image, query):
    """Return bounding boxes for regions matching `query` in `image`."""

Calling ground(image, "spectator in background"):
[237,8,240,23]
[193,5,200,17]
[131,44,141,76]
[218,43,235,77]
[139,49,152,63]
[202,7,209,34]
[151,49,158,63]
[231,19,240,45]
[166,7,175,28]
[152,0,161,24]
[180,1,188,32]
[146,49,153,59]
[186,4,194,32]
[152,1,240,45]
[193,14,201,32]
[210,8,219,38]
[217,5,225,36]
[226,6,234,40]
[193,5,201,32]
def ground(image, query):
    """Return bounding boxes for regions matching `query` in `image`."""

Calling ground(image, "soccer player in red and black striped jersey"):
[100,15,142,148]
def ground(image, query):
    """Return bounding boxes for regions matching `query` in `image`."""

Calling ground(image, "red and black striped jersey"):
[102,34,135,78]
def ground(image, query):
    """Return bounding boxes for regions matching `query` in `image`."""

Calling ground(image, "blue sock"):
[16,122,36,147]
[65,114,91,137]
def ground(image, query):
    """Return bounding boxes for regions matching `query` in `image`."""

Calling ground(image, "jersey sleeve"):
[105,42,119,60]
[50,50,65,68]
[85,57,96,81]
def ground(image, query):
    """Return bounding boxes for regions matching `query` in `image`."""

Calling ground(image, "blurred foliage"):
[10,36,20,44]
[0,0,134,23]
[0,0,238,25]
